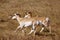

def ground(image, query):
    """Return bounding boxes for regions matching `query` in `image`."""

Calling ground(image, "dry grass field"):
[0,0,60,40]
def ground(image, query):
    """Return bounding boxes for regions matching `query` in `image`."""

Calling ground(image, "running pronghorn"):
[11,13,51,35]
[24,13,51,33]
[11,13,40,35]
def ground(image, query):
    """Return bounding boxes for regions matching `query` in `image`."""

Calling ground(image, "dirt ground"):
[0,0,60,40]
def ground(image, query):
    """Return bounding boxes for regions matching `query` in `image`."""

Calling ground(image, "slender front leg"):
[14,25,21,32]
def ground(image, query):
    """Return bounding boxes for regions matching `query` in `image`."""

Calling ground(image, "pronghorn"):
[11,13,40,35]
[24,13,51,33]
[11,13,51,35]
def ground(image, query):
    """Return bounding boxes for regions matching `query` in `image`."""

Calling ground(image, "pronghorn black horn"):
[16,13,21,17]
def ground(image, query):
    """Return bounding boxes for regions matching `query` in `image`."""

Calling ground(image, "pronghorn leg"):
[28,29,34,35]
[22,30,25,34]
[40,27,44,32]
[14,25,25,34]
[49,26,51,33]
[34,30,36,35]
[28,23,35,35]
[14,26,20,32]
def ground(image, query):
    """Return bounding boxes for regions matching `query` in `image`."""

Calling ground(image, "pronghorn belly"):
[24,22,32,27]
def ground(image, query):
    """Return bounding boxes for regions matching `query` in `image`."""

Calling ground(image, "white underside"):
[20,21,32,27]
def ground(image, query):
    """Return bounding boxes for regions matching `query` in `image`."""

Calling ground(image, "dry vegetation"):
[0,0,60,40]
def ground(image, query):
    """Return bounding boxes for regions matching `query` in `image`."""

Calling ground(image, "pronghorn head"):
[12,13,21,20]
[24,11,32,18]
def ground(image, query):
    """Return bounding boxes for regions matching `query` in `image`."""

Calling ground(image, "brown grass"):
[0,0,60,40]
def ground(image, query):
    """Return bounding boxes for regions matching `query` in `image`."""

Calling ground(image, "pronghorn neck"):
[16,16,21,23]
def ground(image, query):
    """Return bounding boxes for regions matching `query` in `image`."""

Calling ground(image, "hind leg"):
[48,26,51,33]
[40,27,44,32]
[28,29,34,35]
